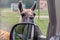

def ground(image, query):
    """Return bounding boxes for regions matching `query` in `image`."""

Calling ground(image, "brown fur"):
[20,9,35,23]
[22,9,32,13]
[18,1,37,23]
[0,30,10,40]
[21,9,34,17]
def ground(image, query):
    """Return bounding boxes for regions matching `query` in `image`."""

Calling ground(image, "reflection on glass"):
[11,24,34,40]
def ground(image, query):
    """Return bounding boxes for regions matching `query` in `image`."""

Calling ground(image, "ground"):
[0,8,49,35]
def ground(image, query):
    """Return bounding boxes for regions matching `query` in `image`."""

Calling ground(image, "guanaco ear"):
[18,1,23,12]
[31,1,37,11]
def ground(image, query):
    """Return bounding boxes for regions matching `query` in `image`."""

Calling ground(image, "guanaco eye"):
[21,13,25,17]
[33,13,36,16]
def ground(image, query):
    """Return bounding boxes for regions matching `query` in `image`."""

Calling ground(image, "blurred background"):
[0,0,49,35]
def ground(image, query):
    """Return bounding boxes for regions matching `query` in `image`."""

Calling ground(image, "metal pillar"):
[55,0,60,35]
[46,0,57,40]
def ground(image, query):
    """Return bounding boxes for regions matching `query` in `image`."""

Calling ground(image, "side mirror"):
[10,23,35,40]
